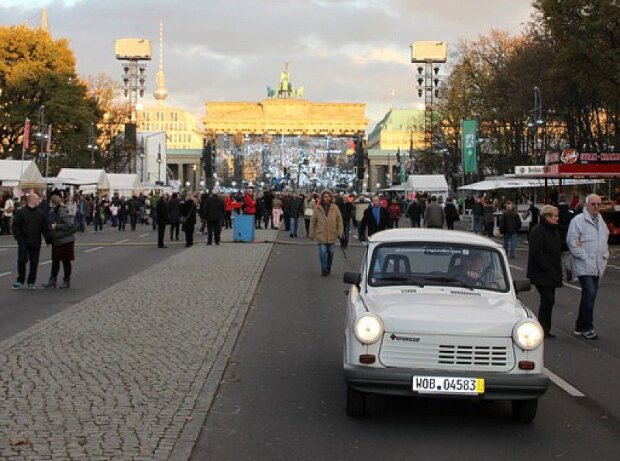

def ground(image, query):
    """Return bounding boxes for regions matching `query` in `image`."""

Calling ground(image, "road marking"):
[139,233,150,238]
[608,264,620,270]
[509,264,524,271]
[565,283,582,292]
[0,271,11,278]
[39,260,52,266]
[116,238,130,244]
[543,367,585,397]
[84,246,104,253]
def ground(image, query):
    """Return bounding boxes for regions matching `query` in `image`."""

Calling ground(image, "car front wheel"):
[511,399,538,423]
[346,386,366,417]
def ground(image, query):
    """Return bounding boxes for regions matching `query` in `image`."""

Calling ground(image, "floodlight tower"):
[115,38,152,122]
[411,41,448,154]
[115,38,152,172]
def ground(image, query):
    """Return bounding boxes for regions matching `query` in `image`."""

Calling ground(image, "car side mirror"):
[513,279,531,294]
[343,272,361,287]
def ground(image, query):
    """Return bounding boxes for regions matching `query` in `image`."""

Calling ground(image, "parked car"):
[343,228,548,423]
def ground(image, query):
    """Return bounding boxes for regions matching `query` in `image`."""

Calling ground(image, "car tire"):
[511,399,538,423]
[346,386,366,417]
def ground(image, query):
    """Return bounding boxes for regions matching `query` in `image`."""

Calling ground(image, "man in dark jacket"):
[156,194,169,248]
[336,193,354,248]
[11,193,50,289]
[180,194,197,247]
[527,205,562,337]
[406,198,423,227]
[500,201,522,259]
[286,194,304,238]
[205,190,225,245]
[359,195,390,239]
[444,197,460,230]
[167,193,181,241]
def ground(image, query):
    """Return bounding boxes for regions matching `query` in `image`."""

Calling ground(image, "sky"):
[0,0,535,128]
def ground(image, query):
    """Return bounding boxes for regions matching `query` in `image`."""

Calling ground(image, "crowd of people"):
[3,186,615,342]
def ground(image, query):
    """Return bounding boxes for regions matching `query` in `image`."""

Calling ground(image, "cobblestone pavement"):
[0,231,277,460]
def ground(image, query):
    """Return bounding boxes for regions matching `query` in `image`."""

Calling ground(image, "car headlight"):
[513,320,544,350]
[354,314,384,344]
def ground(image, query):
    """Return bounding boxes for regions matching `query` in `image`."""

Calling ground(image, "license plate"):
[412,376,485,395]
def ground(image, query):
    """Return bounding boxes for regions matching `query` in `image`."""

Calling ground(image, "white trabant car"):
[343,229,548,423]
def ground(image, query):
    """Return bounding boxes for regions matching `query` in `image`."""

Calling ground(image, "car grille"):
[380,333,515,372]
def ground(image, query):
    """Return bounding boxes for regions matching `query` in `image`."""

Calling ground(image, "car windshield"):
[368,242,509,292]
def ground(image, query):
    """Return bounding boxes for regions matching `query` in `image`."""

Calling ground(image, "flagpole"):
[20,117,30,189]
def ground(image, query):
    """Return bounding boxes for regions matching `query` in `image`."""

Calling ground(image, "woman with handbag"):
[180,194,197,247]
[43,195,76,289]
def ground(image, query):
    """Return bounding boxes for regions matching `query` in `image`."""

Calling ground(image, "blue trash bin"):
[233,214,255,242]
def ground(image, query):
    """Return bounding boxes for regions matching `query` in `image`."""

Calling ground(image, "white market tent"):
[0,159,45,189]
[407,174,449,192]
[458,177,603,191]
[56,168,110,194]
[107,173,140,197]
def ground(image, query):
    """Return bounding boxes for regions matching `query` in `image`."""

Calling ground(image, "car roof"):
[368,228,503,249]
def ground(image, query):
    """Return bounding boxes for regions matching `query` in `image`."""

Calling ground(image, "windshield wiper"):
[376,275,425,287]
[421,275,475,290]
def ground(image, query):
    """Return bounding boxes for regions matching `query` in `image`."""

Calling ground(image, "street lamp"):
[87,122,99,167]
[156,143,163,185]
[199,180,205,192]
[527,86,545,163]
[185,180,190,192]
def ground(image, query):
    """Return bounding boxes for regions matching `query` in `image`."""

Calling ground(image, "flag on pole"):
[461,120,478,173]
[24,118,30,149]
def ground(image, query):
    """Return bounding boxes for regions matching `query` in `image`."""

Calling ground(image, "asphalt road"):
[0,224,186,342]
[191,231,620,461]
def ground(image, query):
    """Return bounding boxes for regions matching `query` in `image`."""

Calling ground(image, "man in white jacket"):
[566,194,609,340]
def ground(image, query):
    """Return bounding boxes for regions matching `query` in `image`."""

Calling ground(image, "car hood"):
[363,289,527,336]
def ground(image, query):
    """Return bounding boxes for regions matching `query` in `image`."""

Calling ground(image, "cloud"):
[0,0,534,128]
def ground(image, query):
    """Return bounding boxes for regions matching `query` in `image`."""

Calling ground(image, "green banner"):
[461,119,478,173]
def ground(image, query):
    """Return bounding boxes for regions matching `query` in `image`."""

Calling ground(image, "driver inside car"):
[456,251,489,285]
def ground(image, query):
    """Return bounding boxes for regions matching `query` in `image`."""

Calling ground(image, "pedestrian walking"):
[263,189,274,229]
[388,200,402,228]
[472,196,485,234]
[444,197,460,230]
[42,195,76,289]
[3,193,15,235]
[527,205,562,338]
[156,194,169,248]
[11,193,49,289]
[287,193,304,237]
[500,201,521,258]
[272,193,283,229]
[359,195,390,239]
[336,193,354,247]
[526,199,540,242]
[180,194,197,247]
[118,198,129,231]
[205,190,225,245]
[567,194,609,340]
[303,193,316,237]
[557,194,575,280]
[424,196,445,229]
[129,196,140,231]
[167,193,181,241]
[354,194,371,240]
[93,197,105,232]
[109,199,119,228]
[483,199,496,237]
[309,190,343,276]
[406,197,423,228]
